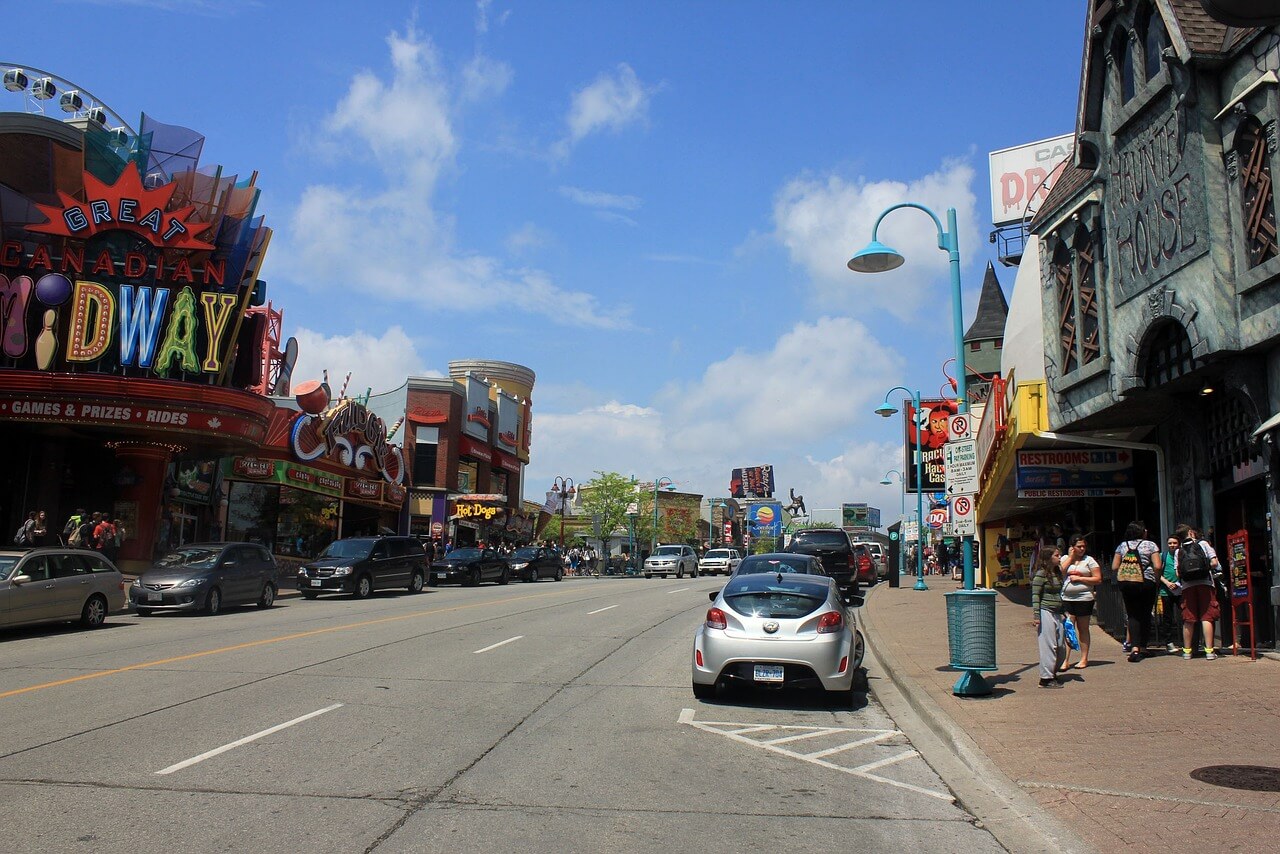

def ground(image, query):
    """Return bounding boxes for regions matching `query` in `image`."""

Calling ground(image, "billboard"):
[988,133,1074,227]
[462,374,492,441]
[730,465,775,499]
[745,502,783,538]
[1015,448,1136,498]
[842,503,881,529]
[496,392,519,450]
[904,398,958,493]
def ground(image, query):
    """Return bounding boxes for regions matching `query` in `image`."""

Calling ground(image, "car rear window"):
[723,575,829,618]
[736,556,816,575]
[792,531,848,546]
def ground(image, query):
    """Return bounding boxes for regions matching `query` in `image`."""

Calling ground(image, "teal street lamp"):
[651,476,675,555]
[876,390,926,591]
[705,498,729,550]
[879,469,908,581]
[851,202,997,697]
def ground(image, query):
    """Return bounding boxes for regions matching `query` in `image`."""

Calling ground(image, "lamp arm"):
[869,203,949,252]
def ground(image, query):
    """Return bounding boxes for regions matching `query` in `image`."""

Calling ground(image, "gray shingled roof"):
[964,262,1009,343]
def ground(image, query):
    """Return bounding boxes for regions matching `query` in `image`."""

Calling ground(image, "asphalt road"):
[0,577,1003,853]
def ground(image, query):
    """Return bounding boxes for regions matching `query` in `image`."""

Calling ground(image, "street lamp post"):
[850,202,997,697]
[879,469,907,583]
[875,389,927,591]
[705,497,728,550]
[552,476,575,553]
[651,476,674,556]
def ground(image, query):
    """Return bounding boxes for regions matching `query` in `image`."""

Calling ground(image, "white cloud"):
[273,25,630,330]
[558,185,642,210]
[290,326,435,396]
[772,159,980,322]
[554,63,653,158]
[461,53,513,103]
[505,222,551,255]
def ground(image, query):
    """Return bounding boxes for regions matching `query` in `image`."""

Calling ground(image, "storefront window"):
[276,486,338,558]
[227,482,280,551]
[414,426,439,487]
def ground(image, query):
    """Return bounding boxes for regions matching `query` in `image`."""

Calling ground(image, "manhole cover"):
[1190,765,1280,792]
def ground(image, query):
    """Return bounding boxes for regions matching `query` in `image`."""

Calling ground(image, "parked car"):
[699,548,742,576]
[692,572,865,701]
[644,545,698,579]
[854,541,888,581]
[785,529,857,591]
[431,547,510,586]
[0,547,125,630]
[297,536,427,599]
[731,553,826,577]
[851,543,877,586]
[507,546,563,582]
[133,543,278,616]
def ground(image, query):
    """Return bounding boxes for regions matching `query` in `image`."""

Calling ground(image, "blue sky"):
[10,0,1085,516]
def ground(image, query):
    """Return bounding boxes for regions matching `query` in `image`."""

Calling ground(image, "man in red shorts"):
[1173,523,1221,660]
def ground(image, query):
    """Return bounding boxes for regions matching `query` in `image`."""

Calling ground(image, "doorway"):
[1214,479,1273,648]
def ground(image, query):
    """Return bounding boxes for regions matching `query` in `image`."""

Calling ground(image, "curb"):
[861,582,1095,854]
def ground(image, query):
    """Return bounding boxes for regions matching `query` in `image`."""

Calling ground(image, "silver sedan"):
[692,573,864,700]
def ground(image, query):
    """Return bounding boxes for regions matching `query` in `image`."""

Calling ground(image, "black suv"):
[785,529,858,591]
[297,536,428,599]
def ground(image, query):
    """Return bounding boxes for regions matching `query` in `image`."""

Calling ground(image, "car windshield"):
[155,548,220,569]
[0,556,18,580]
[736,556,815,575]
[449,548,483,559]
[793,531,848,546]
[653,546,683,556]
[723,575,829,619]
[513,548,541,559]
[320,540,374,560]
[704,550,730,559]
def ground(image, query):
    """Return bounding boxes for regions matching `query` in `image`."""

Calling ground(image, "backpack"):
[1179,540,1211,582]
[68,524,84,547]
[1116,541,1145,583]
[13,523,28,545]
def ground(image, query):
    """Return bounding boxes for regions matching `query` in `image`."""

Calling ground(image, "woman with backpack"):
[1031,545,1067,688]
[1111,521,1162,662]
[1173,523,1221,660]
[1060,535,1102,669]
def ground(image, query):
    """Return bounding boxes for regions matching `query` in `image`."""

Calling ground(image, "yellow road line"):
[0,589,571,701]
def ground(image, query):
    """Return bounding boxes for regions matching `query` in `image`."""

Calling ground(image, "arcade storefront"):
[0,110,274,571]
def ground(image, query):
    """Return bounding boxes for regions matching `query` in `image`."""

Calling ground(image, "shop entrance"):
[341,502,392,538]
[171,510,199,547]
[1214,478,1274,648]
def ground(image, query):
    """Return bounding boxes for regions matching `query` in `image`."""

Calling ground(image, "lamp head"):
[874,402,899,418]
[879,477,893,485]
[847,240,905,273]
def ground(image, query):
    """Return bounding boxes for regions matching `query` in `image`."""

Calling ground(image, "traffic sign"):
[944,438,979,495]
[927,507,948,529]
[948,414,971,441]
[904,520,919,542]
[951,494,976,535]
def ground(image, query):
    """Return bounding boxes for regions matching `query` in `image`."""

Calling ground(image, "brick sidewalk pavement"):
[863,580,1280,854]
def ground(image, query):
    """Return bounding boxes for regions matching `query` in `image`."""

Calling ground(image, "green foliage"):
[580,471,640,554]
[750,535,777,554]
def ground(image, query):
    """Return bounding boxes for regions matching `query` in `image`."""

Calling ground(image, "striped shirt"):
[1031,571,1064,614]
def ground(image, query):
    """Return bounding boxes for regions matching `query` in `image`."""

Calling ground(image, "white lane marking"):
[803,731,899,760]
[666,588,690,594]
[156,703,343,775]
[587,604,619,615]
[473,635,524,654]
[761,728,849,746]
[678,708,952,802]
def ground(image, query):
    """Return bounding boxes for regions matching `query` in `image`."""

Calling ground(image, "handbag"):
[1063,616,1080,651]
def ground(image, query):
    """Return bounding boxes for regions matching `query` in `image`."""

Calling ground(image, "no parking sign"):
[951,494,975,535]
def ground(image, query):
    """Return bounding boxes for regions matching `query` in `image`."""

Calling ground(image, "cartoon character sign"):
[903,398,957,492]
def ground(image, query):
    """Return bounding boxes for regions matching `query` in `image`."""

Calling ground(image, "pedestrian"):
[110,518,126,558]
[14,511,37,545]
[1031,545,1067,688]
[77,512,101,550]
[1112,521,1162,662]
[30,510,50,545]
[1158,534,1182,652]
[94,514,116,557]
[1060,535,1101,669]
[1174,523,1222,660]
[63,508,86,546]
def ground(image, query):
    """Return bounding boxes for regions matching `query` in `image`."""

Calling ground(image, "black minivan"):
[297,536,428,599]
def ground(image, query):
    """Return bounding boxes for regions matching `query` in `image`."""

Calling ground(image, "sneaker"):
[1128,651,1142,662]
[1038,678,1063,689]
[1205,649,1218,661]
[1166,643,1180,654]
[1122,641,1132,652]
[1182,648,1193,660]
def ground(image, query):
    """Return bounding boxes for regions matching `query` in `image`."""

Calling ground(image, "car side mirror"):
[843,593,865,609]
[11,573,31,585]
[708,590,720,602]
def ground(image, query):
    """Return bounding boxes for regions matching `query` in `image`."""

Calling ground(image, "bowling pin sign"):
[35,309,57,370]
[1,274,34,358]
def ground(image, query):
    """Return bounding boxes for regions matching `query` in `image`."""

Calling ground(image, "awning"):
[1252,411,1280,439]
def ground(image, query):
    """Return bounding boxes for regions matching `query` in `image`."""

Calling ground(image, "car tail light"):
[695,649,704,667]
[706,607,727,630]
[846,553,855,568]
[838,655,849,673]
[817,611,844,634]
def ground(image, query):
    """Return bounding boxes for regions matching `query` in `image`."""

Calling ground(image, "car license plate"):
[146,592,162,603]
[753,665,785,683]
[435,572,446,580]
[310,579,322,587]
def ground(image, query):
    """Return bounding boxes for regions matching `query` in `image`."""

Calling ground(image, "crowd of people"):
[13,508,128,561]
[1032,519,1225,688]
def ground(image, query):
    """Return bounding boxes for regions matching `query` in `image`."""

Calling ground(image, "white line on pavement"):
[803,731,899,760]
[155,703,343,775]
[473,635,524,654]
[666,588,690,594]
[587,605,619,615]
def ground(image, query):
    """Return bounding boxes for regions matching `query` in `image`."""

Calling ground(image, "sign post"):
[1226,530,1256,660]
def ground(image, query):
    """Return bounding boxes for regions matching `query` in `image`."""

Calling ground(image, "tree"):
[750,535,777,555]
[578,471,638,559]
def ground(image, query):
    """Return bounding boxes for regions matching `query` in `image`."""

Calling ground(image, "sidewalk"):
[863,578,1280,854]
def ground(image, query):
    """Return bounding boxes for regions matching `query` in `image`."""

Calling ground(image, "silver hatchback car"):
[0,548,126,630]
[692,573,864,700]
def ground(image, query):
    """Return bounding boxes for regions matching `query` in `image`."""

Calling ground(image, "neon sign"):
[290,399,405,485]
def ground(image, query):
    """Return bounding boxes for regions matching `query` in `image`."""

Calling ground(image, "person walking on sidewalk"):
[1112,521,1162,662]
[1159,535,1182,652]
[1060,535,1101,669]
[1174,523,1221,660]
[1031,545,1067,688]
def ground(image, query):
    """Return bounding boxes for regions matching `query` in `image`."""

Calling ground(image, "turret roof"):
[964,262,1009,343]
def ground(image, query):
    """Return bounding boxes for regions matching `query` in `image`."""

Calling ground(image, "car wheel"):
[692,680,716,700]
[301,592,319,600]
[258,584,276,609]
[136,607,154,617]
[499,568,509,585]
[468,568,481,587]
[202,587,222,616]
[850,629,866,672]
[691,564,699,579]
[677,566,684,579]
[408,571,425,593]
[644,573,651,579]
[353,575,373,599]
[554,567,563,581]
[80,594,108,628]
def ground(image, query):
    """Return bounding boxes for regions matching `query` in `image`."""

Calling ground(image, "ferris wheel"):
[1,62,136,140]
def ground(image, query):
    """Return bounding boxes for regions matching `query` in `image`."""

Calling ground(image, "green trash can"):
[945,589,998,671]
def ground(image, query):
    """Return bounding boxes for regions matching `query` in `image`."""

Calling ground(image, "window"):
[994,338,1004,349]
[969,341,981,351]
[1112,29,1135,104]
[1236,118,1278,269]
[1142,9,1168,82]
[1142,321,1195,388]
[1050,222,1103,376]
[413,425,439,487]
[1052,242,1078,374]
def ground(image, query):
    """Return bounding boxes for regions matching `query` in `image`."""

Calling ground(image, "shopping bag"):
[1063,617,1080,651]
